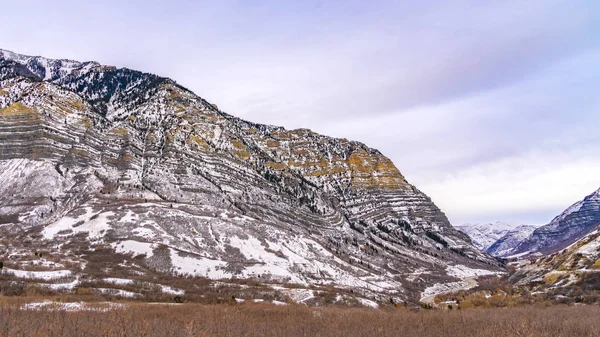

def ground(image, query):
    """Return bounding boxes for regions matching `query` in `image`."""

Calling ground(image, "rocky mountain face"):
[0,49,500,304]
[510,188,600,257]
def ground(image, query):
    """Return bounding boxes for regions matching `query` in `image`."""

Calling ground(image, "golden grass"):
[0,301,599,337]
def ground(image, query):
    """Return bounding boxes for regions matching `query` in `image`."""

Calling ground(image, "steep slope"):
[0,49,500,303]
[507,229,600,302]
[456,222,522,251]
[485,225,538,257]
[511,188,600,257]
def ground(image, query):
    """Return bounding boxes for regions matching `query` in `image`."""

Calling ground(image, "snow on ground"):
[43,208,115,240]
[40,279,80,290]
[356,298,379,309]
[42,207,114,240]
[576,233,600,257]
[28,259,65,268]
[94,288,139,298]
[21,301,126,312]
[102,277,183,295]
[229,235,284,263]
[103,277,135,285]
[169,249,232,279]
[132,226,156,240]
[406,267,428,282]
[578,239,600,257]
[505,251,532,259]
[227,235,304,283]
[159,284,185,296]
[446,264,499,278]
[112,240,155,258]
[3,268,72,280]
[281,288,315,303]
[420,280,469,303]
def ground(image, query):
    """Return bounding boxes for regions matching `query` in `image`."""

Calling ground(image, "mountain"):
[485,225,538,257]
[510,188,600,257]
[0,49,500,304]
[507,229,600,302]
[456,222,524,251]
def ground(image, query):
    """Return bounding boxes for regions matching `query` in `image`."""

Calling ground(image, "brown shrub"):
[0,302,599,336]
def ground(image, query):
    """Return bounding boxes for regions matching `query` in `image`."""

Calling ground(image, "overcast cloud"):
[2,0,599,225]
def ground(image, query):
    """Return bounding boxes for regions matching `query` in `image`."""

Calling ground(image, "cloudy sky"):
[2,1,600,225]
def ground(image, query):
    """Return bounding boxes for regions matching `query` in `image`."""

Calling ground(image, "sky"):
[1,1,600,225]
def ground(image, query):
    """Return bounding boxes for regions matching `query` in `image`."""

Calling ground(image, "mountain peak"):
[0,48,501,303]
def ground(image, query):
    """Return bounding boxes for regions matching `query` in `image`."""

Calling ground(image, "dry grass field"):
[0,299,599,337]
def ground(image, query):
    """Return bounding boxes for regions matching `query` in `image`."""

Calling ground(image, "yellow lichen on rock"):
[266,161,287,170]
[121,153,135,162]
[0,102,37,115]
[69,148,90,158]
[65,99,85,111]
[187,134,210,150]
[232,140,245,149]
[110,128,129,136]
[347,150,406,188]
[543,273,561,285]
[236,150,251,160]
[266,140,280,148]
[79,117,92,128]
[291,149,309,156]
[306,166,347,177]
[231,140,250,160]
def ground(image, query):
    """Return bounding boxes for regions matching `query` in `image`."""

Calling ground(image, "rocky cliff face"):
[511,188,600,256]
[0,49,499,303]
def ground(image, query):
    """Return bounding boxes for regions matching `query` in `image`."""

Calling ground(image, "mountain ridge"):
[0,48,500,304]
[456,221,524,251]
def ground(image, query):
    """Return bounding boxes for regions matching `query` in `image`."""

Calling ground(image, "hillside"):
[0,49,501,305]
[507,229,600,302]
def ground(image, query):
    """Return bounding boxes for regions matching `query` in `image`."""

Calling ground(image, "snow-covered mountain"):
[485,225,539,257]
[0,49,501,304]
[511,188,600,257]
[455,222,524,251]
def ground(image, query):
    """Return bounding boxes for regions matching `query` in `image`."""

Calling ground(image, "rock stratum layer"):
[0,49,499,303]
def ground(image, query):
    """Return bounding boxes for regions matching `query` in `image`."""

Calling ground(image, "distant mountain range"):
[456,222,530,251]
[458,188,600,259]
